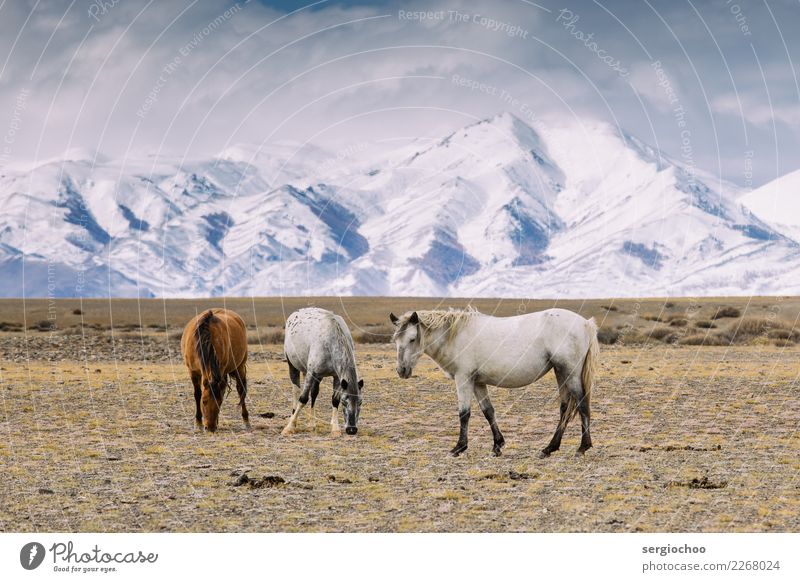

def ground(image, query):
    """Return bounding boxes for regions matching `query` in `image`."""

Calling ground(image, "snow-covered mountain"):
[1,112,798,298]
[740,169,800,244]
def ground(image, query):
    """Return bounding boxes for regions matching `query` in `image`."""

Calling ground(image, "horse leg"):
[191,371,203,429]
[558,367,592,456]
[282,361,303,435]
[233,365,250,430]
[473,383,505,456]
[284,371,319,435]
[575,383,592,455]
[540,366,572,458]
[450,376,474,457]
[330,376,342,436]
[540,396,569,458]
[303,374,321,431]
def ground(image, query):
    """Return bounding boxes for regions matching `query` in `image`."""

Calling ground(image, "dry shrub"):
[668,318,688,327]
[678,334,731,346]
[618,327,676,345]
[115,323,142,332]
[642,314,665,322]
[732,317,788,335]
[617,332,650,345]
[773,339,797,347]
[0,321,23,332]
[248,329,285,345]
[597,327,620,345]
[353,325,394,344]
[712,306,742,320]
[695,320,716,329]
[649,326,675,340]
[600,304,618,312]
[718,317,798,345]
[767,327,800,341]
[59,327,88,336]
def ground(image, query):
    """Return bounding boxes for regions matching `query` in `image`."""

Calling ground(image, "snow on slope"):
[739,169,800,244]
[1,112,798,298]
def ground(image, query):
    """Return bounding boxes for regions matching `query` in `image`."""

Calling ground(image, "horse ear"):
[358,379,364,389]
[389,313,399,325]
[409,311,419,325]
[340,379,348,390]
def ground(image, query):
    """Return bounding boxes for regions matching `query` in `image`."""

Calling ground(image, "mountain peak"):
[740,168,800,243]
[466,111,541,141]
[3,113,799,298]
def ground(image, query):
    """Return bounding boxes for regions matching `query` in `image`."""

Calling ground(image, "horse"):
[389,307,598,458]
[282,307,364,436]
[181,308,249,432]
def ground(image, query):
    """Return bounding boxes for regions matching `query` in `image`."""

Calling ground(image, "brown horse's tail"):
[561,318,598,429]
[196,311,224,399]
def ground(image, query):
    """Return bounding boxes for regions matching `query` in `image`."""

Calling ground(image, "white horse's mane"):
[328,312,357,365]
[393,307,481,342]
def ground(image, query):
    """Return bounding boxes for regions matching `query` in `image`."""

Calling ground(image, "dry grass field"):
[0,297,798,532]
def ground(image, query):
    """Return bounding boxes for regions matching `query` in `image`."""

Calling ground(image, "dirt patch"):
[666,476,728,490]
[231,474,286,489]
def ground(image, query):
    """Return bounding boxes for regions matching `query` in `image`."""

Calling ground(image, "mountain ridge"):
[1,112,798,298]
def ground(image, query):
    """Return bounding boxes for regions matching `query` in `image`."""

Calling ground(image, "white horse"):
[390,307,598,457]
[282,308,364,436]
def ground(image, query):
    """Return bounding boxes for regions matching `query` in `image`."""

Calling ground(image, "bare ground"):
[1,335,798,532]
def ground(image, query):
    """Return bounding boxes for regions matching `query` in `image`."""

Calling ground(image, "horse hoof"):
[281,427,295,436]
[492,443,505,456]
[538,450,551,459]
[243,423,252,431]
[450,445,467,457]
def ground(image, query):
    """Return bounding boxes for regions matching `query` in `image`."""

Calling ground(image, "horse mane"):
[393,307,481,343]
[195,310,226,400]
[327,313,358,380]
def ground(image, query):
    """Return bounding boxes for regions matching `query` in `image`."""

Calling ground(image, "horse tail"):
[558,318,598,429]
[579,317,598,411]
[196,310,223,398]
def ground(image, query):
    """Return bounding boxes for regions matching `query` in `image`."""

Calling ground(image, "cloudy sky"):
[1,0,798,187]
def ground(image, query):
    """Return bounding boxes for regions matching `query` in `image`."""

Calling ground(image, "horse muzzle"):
[396,366,412,379]
[345,426,358,435]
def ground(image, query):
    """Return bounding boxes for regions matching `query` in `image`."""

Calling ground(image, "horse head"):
[201,378,224,432]
[390,311,423,379]
[339,377,364,435]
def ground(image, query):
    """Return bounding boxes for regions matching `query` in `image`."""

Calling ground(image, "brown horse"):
[181,308,249,432]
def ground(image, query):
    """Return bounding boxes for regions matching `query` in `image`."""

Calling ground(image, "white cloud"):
[0,0,798,187]
[713,92,799,127]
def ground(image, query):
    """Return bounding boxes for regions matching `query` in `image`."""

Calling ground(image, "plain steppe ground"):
[0,296,798,532]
